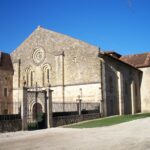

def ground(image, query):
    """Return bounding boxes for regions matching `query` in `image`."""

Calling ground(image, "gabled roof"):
[0,51,13,72]
[120,53,150,68]
[11,26,99,58]
[100,51,141,72]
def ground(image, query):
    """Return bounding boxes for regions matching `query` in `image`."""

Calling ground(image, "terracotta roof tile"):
[100,52,141,71]
[120,53,150,68]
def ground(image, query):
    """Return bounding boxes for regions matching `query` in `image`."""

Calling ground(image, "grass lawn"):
[68,113,150,128]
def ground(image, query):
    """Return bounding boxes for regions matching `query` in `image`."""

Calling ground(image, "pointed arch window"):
[43,64,51,86]
[25,67,34,87]
[31,71,34,87]
[47,69,50,83]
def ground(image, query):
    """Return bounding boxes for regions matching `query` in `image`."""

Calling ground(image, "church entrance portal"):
[26,88,47,130]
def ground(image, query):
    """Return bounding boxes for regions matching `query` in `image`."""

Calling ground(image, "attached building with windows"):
[0,52,13,114]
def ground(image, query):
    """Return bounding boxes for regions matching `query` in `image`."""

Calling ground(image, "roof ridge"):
[122,52,150,58]
[36,26,98,49]
[102,52,141,71]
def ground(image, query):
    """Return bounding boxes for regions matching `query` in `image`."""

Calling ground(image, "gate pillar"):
[46,85,53,128]
[21,87,28,130]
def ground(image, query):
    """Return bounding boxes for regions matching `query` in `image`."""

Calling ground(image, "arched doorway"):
[32,103,43,120]
[32,103,46,129]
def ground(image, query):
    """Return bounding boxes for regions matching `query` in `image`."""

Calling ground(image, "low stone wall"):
[0,115,22,132]
[53,113,100,127]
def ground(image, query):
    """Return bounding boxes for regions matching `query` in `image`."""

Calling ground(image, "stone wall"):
[0,70,13,114]
[101,55,141,116]
[140,67,150,112]
[0,114,22,132]
[53,113,100,127]
[52,83,101,102]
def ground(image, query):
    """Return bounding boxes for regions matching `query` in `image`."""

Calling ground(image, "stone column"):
[101,59,107,116]
[117,71,124,115]
[21,87,28,130]
[55,52,65,110]
[13,59,21,114]
[13,59,21,89]
[131,81,135,114]
[46,86,53,128]
[99,60,104,117]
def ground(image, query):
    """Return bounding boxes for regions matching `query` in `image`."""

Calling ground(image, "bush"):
[28,122,38,130]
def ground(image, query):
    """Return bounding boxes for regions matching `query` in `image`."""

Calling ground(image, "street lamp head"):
[48,84,51,88]
[77,95,80,99]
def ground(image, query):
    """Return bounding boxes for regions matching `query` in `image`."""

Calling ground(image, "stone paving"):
[0,118,150,150]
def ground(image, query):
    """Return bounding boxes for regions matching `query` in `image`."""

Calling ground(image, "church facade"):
[0,26,148,116]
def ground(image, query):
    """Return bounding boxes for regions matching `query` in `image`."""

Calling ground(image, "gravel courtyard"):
[0,118,150,150]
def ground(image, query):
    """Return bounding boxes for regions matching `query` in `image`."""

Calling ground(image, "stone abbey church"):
[0,26,150,116]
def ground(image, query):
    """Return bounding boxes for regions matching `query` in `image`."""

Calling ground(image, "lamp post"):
[76,95,82,115]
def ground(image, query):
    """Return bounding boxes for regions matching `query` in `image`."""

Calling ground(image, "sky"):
[0,0,150,55]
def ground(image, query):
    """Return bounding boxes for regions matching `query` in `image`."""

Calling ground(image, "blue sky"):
[0,0,150,55]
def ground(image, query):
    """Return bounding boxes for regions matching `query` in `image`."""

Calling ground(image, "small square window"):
[4,109,8,114]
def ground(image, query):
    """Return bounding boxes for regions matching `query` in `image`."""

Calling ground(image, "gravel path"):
[0,118,150,150]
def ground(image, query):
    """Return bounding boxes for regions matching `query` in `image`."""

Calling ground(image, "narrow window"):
[43,71,45,86]
[27,72,29,86]
[4,88,8,97]
[31,71,33,87]
[47,69,50,83]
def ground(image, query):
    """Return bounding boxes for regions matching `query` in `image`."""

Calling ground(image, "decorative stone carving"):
[32,47,45,65]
